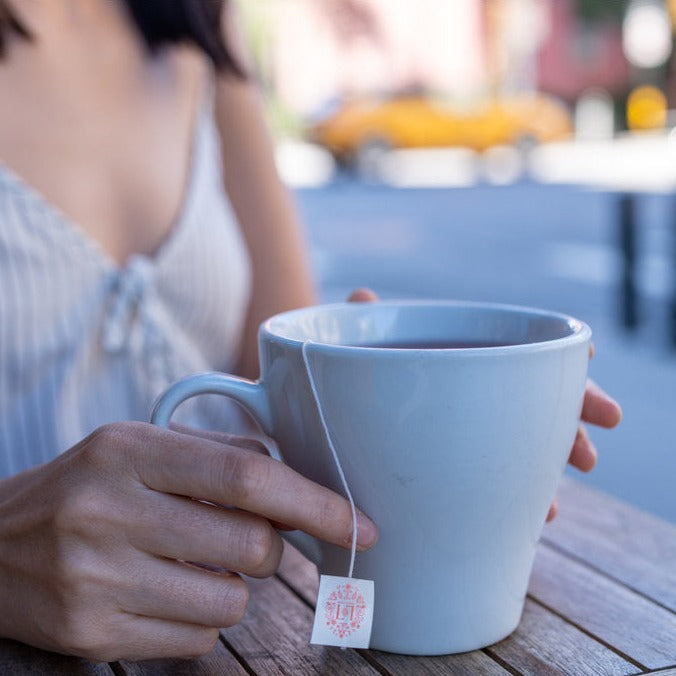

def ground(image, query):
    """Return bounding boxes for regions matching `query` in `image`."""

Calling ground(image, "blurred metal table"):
[1,477,674,675]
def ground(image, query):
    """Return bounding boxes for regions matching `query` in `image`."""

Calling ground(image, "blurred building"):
[262,0,631,116]
[269,0,486,114]
[526,0,629,102]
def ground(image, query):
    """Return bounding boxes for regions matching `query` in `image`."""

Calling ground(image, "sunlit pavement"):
[277,130,676,192]
[279,134,676,524]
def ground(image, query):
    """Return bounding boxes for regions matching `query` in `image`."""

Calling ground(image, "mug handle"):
[150,371,273,434]
[150,371,323,565]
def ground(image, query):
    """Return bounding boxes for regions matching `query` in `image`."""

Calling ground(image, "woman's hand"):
[347,288,378,303]
[0,423,377,661]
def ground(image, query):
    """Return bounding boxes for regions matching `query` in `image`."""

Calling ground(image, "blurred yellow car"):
[306,92,573,167]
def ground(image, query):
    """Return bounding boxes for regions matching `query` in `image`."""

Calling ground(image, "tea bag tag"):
[302,341,375,650]
[311,575,374,648]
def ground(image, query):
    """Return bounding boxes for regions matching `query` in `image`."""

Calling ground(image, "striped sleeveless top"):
[0,98,252,478]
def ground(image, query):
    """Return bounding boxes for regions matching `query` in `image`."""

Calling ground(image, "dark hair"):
[0,0,31,57]
[0,0,245,76]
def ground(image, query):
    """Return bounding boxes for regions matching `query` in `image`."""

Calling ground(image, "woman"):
[0,0,620,662]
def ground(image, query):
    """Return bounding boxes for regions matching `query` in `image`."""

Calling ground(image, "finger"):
[127,494,284,577]
[170,422,271,456]
[120,557,249,629]
[581,379,622,429]
[103,616,221,662]
[347,288,378,302]
[567,424,597,472]
[589,342,595,359]
[130,424,378,551]
[546,500,558,522]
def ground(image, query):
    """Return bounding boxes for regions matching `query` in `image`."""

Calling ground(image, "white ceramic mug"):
[150,300,590,655]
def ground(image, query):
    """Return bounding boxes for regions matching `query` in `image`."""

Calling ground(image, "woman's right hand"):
[0,422,377,662]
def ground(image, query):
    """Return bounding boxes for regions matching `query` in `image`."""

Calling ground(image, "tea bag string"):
[302,340,357,579]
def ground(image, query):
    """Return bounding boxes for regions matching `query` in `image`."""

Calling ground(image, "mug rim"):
[260,299,591,354]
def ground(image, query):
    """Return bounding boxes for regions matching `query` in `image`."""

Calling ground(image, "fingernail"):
[355,510,378,550]
[609,400,623,427]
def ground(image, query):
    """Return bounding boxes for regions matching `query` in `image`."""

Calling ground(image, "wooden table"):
[2,477,674,675]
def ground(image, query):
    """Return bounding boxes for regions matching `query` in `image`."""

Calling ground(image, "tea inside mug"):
[349,339,519,349]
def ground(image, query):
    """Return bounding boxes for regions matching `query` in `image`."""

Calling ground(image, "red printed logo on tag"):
[311,575,374,648]
[324,582,367,638]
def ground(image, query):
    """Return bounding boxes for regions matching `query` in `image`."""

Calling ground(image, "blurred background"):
[237,0,676,524]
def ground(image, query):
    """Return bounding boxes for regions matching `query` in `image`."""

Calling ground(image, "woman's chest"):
[0,50,205,265]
